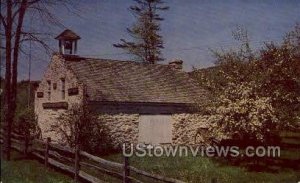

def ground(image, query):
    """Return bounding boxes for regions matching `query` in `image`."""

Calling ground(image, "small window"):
[61,78,65,100]
[47,81,51,101]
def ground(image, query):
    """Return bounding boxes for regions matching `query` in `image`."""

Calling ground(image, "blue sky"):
[16,0,300,80]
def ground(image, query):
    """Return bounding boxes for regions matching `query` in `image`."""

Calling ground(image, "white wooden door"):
[138,115,173,145]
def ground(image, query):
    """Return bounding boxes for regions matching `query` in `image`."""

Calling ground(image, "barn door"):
[138,115,173,145]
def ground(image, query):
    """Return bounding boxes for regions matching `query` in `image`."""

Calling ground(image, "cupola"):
[55,29,80,55]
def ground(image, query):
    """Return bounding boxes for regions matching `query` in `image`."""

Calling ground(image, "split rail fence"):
[0,129,185,183]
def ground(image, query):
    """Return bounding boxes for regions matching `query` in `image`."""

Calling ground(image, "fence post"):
[24,134,29,157]
[123,156,130,183]
[45,137,51,167]
[211,178,217,183]
[74,144,80,183]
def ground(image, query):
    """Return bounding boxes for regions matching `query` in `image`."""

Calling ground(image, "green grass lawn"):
[1,150,299,183]
[1,151,73,183]
[102,153,300,183]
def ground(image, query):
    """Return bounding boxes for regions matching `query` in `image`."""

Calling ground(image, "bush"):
[198,25,300,143]
[14,107,41,139]
[207,81,279,142]
[52,103,113,155]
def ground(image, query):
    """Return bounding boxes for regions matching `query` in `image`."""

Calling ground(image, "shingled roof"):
[55,29,81,40]
[63,56,208,105]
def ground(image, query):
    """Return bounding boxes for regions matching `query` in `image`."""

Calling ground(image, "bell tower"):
[55,29,80,55]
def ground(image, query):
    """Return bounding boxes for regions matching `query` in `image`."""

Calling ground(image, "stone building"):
[34,30,209,146]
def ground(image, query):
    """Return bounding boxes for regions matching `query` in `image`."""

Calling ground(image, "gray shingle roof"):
[64,56,208,104]
[55,29,81,40]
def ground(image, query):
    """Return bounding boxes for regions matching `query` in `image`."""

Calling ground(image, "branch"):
[11,0,41,22]
[12,0,67,29]
[0,0,7,29]
[0,14,6,29]
[34,1,65,28]
[18,44,30,56]
[20,32,53,54]
[27,0,42,6]
[21,31,52,36]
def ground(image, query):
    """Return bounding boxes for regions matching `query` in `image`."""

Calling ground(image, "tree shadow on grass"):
[212,137,300,173]
[214,155,299,173]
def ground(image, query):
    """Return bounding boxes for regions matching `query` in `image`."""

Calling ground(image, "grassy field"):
[1,151,72,183]
[103,153,300,183]
[1,150,299,183]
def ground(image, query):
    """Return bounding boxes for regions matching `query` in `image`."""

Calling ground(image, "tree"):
[1,0,74,160]
[52,103,113,155]
[15,107,41,139]
[195,25,300,143]
[256,28,300,130]
[207,81,279,142]
[114,0,169,64]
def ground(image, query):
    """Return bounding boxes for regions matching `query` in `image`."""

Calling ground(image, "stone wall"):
[172,114,210,145]
[96,112,210,148]
[34,54,84,142]
[98,113,139,149]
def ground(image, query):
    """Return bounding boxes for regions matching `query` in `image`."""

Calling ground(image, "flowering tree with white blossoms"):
[196,25,300,143]
[207,81,279,142]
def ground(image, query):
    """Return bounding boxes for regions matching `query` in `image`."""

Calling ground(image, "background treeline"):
[0,79,38,126]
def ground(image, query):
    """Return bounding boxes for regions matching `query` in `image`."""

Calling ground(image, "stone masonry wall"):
[98,113,139,149]
[96,112,210,148]
[172,113,210,145]
[34,54,84,142]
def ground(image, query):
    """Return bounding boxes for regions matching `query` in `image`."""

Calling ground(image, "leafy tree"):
[207,81,279,142]
[193,26,256,97]
[256,25,300,129]
[195,25,300,142]
[15,107,41,139]
[52,104,113,155]
[114,0,169,64]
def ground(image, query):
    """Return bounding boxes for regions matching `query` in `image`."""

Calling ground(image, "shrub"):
[52,103,113,155]
[197,25,300,143]
[207,81,279,142]
[15,107,41,139]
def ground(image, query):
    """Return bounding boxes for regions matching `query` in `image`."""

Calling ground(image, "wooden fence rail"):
[3,129,299,183]
[0,131,186,183]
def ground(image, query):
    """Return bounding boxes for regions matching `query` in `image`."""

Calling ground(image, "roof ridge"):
[65,55,174,68]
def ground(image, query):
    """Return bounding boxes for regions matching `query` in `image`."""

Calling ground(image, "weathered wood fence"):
[0,129,185,183]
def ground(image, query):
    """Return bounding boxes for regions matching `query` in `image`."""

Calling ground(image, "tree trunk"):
[3,0,13,161]
[11,0,28,129]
